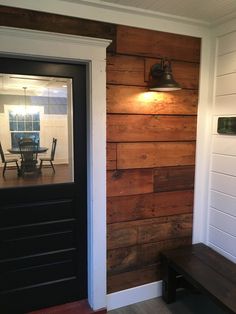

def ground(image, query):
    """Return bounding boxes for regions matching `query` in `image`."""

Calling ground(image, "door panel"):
[0,58,87,313]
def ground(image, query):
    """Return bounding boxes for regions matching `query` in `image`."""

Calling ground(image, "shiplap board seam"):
[211,188,236,198]
[208,242,236,262]
[211,170,236,178]
[218,50,236,57]
[209,224,236,240]
[212,152,236,157]
[215,92,236,96]
[209,215,236,238]
[216,92,236,96]
[210,205,236,218]
[217,72,236,77]
[209,226,236,257]
[210,224,236,239]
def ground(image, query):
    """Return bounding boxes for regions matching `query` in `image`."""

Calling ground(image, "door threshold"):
[27,299,107,314]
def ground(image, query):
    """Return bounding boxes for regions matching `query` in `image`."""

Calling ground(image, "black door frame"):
[0,57,88,312]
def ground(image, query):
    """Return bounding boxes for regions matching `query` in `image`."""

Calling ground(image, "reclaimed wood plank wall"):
[0,5,201,294]
[107,25,200,293]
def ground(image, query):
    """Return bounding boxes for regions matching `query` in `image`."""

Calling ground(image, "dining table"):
[8,147,48,175]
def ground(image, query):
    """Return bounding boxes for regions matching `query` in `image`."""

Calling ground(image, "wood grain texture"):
[107,143,117,170]
[116,25,201,62]
[107,115,197,142]
[107,169,153,197]
[107,237,192,275]
[145,59,200,90]
[107,263,160,293]
[107,190,194,224]
[107,54,145,86]
[154,165,195,192]
[117,142,195,169]
[107,85,198,115]
[107,213,193,249]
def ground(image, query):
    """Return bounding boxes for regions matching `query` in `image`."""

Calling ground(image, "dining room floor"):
[0,164,72,188]
[108,290,227,314]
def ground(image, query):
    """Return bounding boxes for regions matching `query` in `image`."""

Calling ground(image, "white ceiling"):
[0,74,69,97]
[64,0,236,25]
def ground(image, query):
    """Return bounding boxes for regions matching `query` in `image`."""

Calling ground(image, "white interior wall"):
[0,106,69,165]
[206,24,236,263]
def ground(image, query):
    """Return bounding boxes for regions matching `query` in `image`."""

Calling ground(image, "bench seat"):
[161,243,236,314]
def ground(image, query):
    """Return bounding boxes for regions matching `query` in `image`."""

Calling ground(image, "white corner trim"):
[0,26,110,311]
[192,30,216,244]
[107,281,162,311]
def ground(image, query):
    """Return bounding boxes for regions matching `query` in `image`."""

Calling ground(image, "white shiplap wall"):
[209,31,236,263]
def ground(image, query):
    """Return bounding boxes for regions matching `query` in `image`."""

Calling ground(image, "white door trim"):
[0,26,111,311]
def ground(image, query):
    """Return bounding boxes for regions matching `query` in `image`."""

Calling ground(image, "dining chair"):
[0,142,20,177]
[39,138,57,173]
[18,139,39,176]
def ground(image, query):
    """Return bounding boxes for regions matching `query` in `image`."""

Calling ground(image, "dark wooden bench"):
[160,243,236,314]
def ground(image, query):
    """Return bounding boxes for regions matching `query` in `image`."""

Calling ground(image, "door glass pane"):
[0,73,74,188]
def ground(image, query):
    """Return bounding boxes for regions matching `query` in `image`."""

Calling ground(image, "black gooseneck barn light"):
[149,58,181,91]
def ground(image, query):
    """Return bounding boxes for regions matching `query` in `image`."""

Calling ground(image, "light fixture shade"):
[149,59,181,91]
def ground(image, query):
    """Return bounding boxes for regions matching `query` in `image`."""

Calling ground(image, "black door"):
[0,58,87,313]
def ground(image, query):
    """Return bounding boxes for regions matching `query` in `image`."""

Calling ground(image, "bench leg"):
[161,256,177,303]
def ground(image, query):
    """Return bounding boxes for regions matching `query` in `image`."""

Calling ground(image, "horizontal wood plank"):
[107,263,160,293]
[107,85,198,115]
[116,25,201,62]
[145,59,200,90]
[107,54,145,86]
[107,190,194,224]
[107,169,153,197]
[107,115,197,142]
[108,213,193,249]
[107,237,192,275]
[138,214,192,245]
[154,165,195,192]
[107,143,117,170]
[117,142,195,169]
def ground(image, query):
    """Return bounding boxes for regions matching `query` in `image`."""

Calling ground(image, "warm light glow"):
[138,91,165,103]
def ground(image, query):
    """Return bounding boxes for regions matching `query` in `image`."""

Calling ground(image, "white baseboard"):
[107,280,163,311]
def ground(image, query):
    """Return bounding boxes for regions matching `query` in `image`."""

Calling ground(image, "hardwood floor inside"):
[28,300,106,314]
[0,164,72,188]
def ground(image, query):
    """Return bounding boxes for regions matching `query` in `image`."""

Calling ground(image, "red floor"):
[28,300,107,314]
